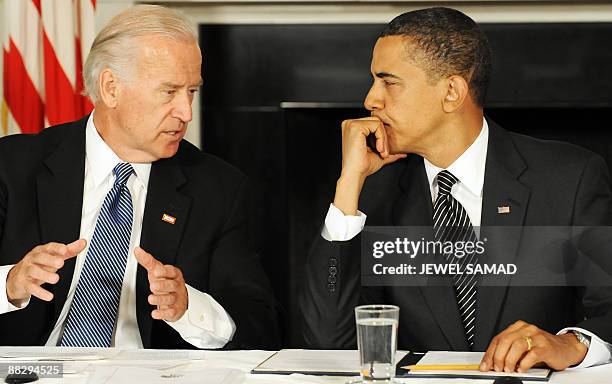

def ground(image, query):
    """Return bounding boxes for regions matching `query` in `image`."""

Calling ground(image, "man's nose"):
[364,85,383,111]
[172,92,193,123]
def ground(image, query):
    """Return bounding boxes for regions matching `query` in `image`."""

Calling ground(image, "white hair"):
[83,5,197,104]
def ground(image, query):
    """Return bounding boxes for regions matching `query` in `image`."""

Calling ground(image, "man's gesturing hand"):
[6,239,87,304]
[134,247,188,322]
[480,320,588,373]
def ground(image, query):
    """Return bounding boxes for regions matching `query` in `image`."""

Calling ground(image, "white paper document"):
[88,366,243,384]
[0,347,206,362]
[0,347,118,361]
[252,349,407,375]
[406,351,551,380]
[0,347,207,373]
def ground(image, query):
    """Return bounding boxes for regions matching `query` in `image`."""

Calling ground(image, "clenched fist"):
[334,116,406,215]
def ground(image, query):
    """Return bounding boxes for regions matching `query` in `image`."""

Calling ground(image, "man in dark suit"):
[0,5,279,350]
[301,7,612,372]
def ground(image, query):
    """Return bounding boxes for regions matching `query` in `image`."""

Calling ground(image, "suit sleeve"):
[206,179,281,350]
[301,225,385,349]
[572,154,612,344]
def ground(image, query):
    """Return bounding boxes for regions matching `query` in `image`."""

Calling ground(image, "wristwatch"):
[572,331,591,349]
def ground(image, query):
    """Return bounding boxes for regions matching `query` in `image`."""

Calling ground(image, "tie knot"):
[436,170,459,195]
[113,163,134,187]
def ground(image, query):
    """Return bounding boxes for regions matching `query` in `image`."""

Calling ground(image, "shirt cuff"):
[321,203,367,242]
[557,327,612,368]
[165,284,236,349]
[0,265,30,314]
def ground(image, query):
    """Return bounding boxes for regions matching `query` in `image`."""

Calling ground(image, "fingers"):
[480,320,530,372]
[150,279,180,294]
[505,320,528,333]
[153,264,179,279]
[65,239,87,259]
[148,293,177,306]
[480,338,497,371]
[31,240,86,271]
[33,240,86,262]
[136,249,187,321]
[503,337,530,372]
[27,282,54,302]
[26,265,59,285]
[517,350,540,373]
[36,242,68,257]
[492,330,524,372]
[369,120,388,156]
[482,321,549,373]
[30,252,65,270]
[134,247,161,272]
[358,117,388,157]
[137,249,181,292]
[343,117,390,157]
[151,306,180,321]
[381,153,407,166]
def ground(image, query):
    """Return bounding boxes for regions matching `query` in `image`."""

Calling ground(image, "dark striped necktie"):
[60,163,134,347]
[432,170,478,348]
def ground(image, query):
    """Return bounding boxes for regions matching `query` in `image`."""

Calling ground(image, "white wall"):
[96,0,135,33]
[154,1,612,23]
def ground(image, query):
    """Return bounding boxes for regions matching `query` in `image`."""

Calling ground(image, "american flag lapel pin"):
[162,213,177,225]
[497,205,511,214]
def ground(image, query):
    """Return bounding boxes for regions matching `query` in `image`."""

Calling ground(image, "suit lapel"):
[395,157,469,350]
[35,120,87,323]
[473,120,530,350]
[394,156,433,226]
[136,154,191,348]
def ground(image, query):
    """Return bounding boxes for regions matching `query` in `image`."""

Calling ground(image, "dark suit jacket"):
[0,116,280,349]
[301,119,612,351]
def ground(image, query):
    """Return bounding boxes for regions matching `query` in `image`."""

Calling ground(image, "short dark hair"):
[381,7,492,106]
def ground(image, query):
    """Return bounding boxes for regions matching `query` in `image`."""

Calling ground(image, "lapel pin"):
[497,205,511,214]
[162,213,176,225]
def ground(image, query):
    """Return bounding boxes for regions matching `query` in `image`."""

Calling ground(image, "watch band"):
[572,331,591,349]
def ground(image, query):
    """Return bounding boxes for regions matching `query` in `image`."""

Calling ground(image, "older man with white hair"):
[0,5,280,350]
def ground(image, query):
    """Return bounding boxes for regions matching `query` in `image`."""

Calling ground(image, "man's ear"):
[99,69,120,108]
[442,75,470,113]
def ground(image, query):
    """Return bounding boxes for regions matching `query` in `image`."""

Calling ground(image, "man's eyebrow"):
[159,82,181,89]
[159,80,203,89]
[374,72,401,80]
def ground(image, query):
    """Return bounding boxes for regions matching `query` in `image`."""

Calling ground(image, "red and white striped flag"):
[1,0,95,136]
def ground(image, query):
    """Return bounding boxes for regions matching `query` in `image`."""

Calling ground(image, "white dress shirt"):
[0,112,235,348]
[322,118,612,368]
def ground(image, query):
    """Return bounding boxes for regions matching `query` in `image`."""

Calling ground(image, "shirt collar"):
[85,111,152,189]
[424,117,489,198]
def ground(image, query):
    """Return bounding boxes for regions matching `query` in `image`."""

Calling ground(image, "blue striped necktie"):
[60,163,134,347]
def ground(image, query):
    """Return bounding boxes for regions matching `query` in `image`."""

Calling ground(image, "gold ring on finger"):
[524,336,533,351]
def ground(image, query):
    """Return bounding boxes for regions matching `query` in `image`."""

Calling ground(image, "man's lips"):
[162,130,184,138]
[372,115,390,126]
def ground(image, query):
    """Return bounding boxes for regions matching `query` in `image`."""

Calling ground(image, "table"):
[4,349,612,383]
